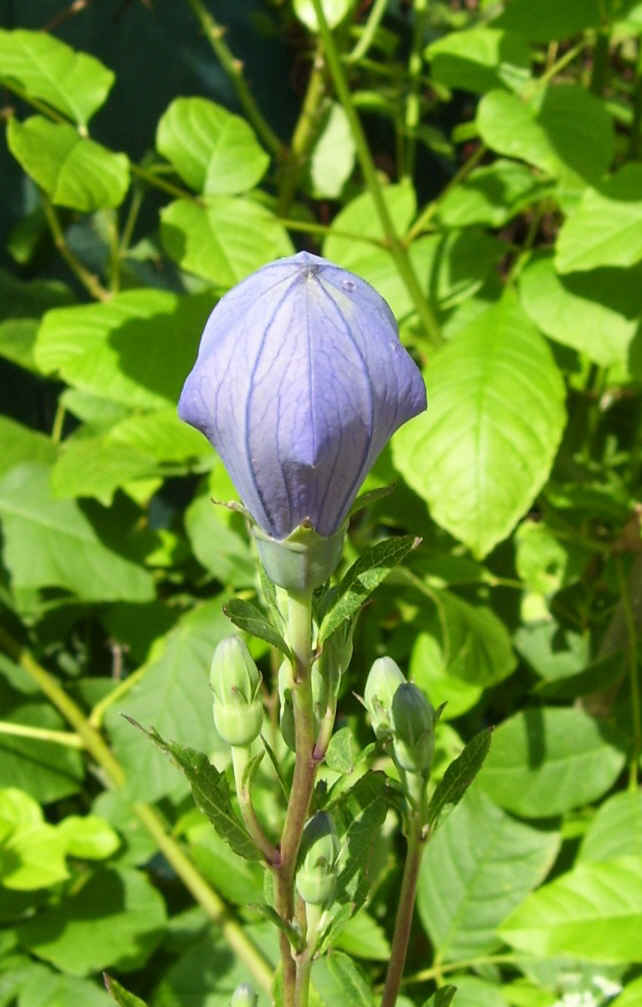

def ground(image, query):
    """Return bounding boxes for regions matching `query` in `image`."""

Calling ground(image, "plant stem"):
[0,719,83,747]
[42,197,110,302]
[346,0,388,64]
[309,0,441,346]
[403,0,428,180]
[51,399,66,444]
[129,162,196,201]
[616,556,641,788]
[276,589,319,1007]
[232,745,281,864]
[402,953,522,986]
[183,0,283,157]
[0,626,274,995]
[381,812,428,1007]
[277,46,327,217]
[295,949,313,1007]
[590,29,610,96]
[277,216,385,246]
[405,144,486,243]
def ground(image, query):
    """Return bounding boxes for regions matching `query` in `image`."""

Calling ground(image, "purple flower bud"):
[178,251,426,541]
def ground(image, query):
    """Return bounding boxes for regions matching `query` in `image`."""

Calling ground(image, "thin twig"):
[42,197,111,301]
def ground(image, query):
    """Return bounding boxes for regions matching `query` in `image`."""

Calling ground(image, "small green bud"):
[364,656,406,739]
[296,812,339,906]
[391,682,435,775]
[278,659,296,751]
[230,983,257,1007]
[210,636,263,747]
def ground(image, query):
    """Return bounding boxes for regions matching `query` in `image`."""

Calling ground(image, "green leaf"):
[7,117,129,211]
[477,707,626,817]
[57,815,120,859]
[130,722,258,860]
[325,727,360,774]
[330,772,391,908]
[18,867,167,976]
[92,791,157,869]
[51,407,212,503]
[499,856,642,963]
[392,292,566,558]
[35,289,209,408]
[0,416,56,480]
[0,788,68,890]
[156,96,269,195]
[331,911,390,961]
[410,632,482,720]
[422,987,458,1007]
[578,791,642,864]
[310,951,374,1007]
[520,252,641,369]
[153,923,274,1006]
[106,600,232,802]
[477,86,614,187]
[224,598,292,658]
[425,27,531,94]
[427,729,493,830]
[160,198,293,289]
[306,101,356,199]
[439,977,507,1007]
[0,268,72,371]
[436,160,551,229]
[104,975,148,1007]
[185,492,255,588]
[0,29,114,124]
[493,0,604,40]
[319,536,419,643]
[418,787,559,961]
[294,0,356,31]
[19,968,113,1007]
[0,462,155,602]
[183,817,264,903]
[555,165,642,273]
[612,977,642,1007]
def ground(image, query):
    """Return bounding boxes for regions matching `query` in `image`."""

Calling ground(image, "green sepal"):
[124,718,260,860]
[427,727,493,830]
[104,974,148,1006]
[252,521,345,592]
[318,535,421,644]
[224,598,292,659]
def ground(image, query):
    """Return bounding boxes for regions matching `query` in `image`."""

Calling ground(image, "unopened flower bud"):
[391,682,435,775]
[230,983,257,1007]
[210,636,263,747]
[296,812,339,906]
[364,657,406,740]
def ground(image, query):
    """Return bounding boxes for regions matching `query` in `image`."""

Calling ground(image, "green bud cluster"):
[364,657,435,777]
[296,812,339,907]
[210,636,263,748]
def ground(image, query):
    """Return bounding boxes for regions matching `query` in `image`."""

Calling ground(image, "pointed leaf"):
[128,721,260,861]
[224,598,292,658]
[422,988,458,1007]
[319,536,419,643]
[104,975,148,1007]
[427,728,492,830]
[392,293,566,558]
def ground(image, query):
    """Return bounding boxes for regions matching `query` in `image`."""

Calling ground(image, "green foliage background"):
[1,0,642,1005]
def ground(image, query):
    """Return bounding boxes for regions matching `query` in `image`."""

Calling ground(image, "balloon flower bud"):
[364,656,406,740]
[230,983,257,1007]
[210,636,263,748]
[391,682,435,775]
[296,812,339,907]
[178,252,427,590]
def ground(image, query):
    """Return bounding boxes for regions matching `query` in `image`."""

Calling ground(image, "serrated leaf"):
[104,975,148,1007]
[477,707,626,817]
[35,289,209,409]
[224,598,292,658]
[130,721,259,860]
[392,292,566,558]
[437,160,551,229]
[419,787,559,961]
[319,536,419,642]
[427,728,492,829]
[0,462,155,602]
[0,29,114,124]
[0,416,56,480]
[330,772,390,907]
[477,86,614,187]
[310,951,374,1007]
[332,911,390,961]
[519,252,641,369]
[156,97,269,195]
[499,856,642,963]
[160,198,293,289]
[422,987,458,1007]
[425,27,531,94]
[8,117,129,211]
[555,165,642,273]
